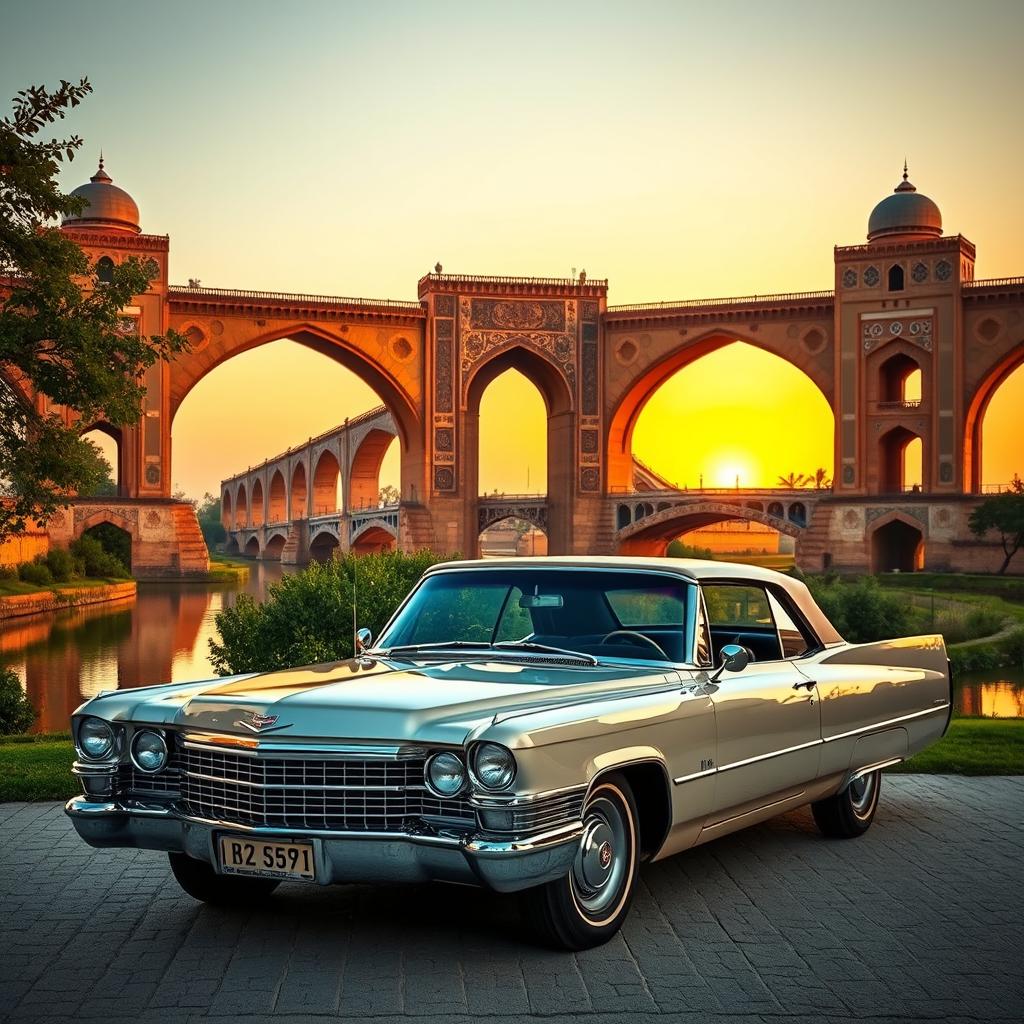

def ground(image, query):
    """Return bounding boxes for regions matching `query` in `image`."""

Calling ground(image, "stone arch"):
[309,528,340,562]
[250,477,265,527]
[477,513,549,558]
[351,521,398,556]
[349,428,397,510]
[616,500,800,556]
[290,462,308,520]
[74,509,139,572]
[221,490,232,530]
[263,531,287,560]
[312,449,342,516]
[235,482,248,528]
[244,535,260,557]
[465,346,575,553]
[605,329,835,492]
[869,511,925,573]
[876,349,923,404]
[267,468,287,524]
[224,535,240,555]
[964,338,1024,492]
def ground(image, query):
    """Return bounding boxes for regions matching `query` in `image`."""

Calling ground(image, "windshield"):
[376,568,694,664]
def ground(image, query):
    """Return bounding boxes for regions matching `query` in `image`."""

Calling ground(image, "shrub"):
[18,559,53,586]
[806,575,912,643]
[44,546,77,583]
[0,564,17,580]
[69,535,130,579]
[0,668,36,735]
[210,549,455,675]
[936,606,1007,646]
[666,540,714,559]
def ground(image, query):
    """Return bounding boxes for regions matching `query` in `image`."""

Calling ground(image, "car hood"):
[84,656,679,746]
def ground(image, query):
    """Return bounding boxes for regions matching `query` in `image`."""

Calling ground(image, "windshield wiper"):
[371,641,492,658]
[492,640,599,666]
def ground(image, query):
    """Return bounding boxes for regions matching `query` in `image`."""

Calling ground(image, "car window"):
[767,590,813,658]
[494,587,532,642]
[703,584,772,628]
[606,586,686,626]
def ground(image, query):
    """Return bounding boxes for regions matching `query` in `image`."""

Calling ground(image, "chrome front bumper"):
[65,797,582,893]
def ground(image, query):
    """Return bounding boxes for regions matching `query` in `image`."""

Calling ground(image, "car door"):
[701,582,822,819]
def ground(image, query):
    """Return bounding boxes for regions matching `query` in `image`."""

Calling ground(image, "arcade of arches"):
[25,161,1024,576]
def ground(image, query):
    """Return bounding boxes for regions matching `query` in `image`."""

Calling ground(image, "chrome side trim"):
[672,767,716,785]
[822,705,948,743]
[717,738,823,773]
[469,783,588,808]
[463,822,584,855]
[838,757,903,793]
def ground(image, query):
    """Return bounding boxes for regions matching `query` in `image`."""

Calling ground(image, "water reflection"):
[1,561,287,733]
[1,559,1022,732]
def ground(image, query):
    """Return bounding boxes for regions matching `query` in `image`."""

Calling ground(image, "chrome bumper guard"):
[65,797,582,893]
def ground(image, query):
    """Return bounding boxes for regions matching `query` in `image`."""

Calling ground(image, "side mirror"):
[356,627,373,653]
[709,643,749,681]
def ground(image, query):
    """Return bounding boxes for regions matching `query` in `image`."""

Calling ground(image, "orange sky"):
[5,2,1020,497]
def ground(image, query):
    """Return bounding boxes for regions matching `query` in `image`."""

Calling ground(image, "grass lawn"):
[0,576,129,598]
[0,734,77,802]
[2,718,1021,803]
[201,552,251,584]
[887,717,1024,776]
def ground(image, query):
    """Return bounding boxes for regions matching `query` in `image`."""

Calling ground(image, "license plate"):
[218,835,315,880]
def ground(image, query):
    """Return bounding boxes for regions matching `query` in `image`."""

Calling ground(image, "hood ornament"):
[236,711,283,733]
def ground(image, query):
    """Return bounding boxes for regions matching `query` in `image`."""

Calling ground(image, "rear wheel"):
[812,769,881,838]
[521,773,639,950]
[168,852,280,906]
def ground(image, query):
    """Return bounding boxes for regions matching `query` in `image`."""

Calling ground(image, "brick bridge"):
[17,160,1024,575]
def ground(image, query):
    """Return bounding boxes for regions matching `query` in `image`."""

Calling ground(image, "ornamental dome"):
[62,156,141,234]
[867,165,942,243]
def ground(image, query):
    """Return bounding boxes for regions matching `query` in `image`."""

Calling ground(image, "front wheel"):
[521,773,639,950]
[811,769,881,838]
[168,852,281,906]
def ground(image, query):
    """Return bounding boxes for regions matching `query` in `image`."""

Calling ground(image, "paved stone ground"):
[1,776,1022,1024]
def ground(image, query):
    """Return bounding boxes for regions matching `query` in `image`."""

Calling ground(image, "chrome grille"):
[178,746,475,832]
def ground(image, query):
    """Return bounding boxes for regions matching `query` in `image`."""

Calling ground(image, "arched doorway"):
[79,423,123,497]
[878,352,922,405]
[465,352,572,553]
[879,426,923,493]
[312,450,342,516]
[290,463,307,520]
[620,339,834,492]
[964,342,1024,492]
[250,478,265,527]
[309,531,340,562]
[267,470,286,524]
[82,521,133,573]
[871,517,924,573]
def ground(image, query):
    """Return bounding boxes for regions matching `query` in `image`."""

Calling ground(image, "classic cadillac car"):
[66,557,951,949]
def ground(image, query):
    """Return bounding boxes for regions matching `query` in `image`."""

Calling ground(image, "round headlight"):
[472,742,516,791]
[131,730,168,773]
[78,717,115,759]
[425,751,467,797]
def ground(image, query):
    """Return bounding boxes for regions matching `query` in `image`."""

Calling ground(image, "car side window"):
[702,582,782,663]
[766,590,813,658]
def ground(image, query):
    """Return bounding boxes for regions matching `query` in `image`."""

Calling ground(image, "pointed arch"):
[349,428,397,510]
[290,462,308,520]
[250,478,265,528]
[312,449,342,516]
[267,468,287,524]
[235,482,248,528]
[964,338,1024,492]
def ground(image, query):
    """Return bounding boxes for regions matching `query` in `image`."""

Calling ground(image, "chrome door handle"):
[792,679,816,691]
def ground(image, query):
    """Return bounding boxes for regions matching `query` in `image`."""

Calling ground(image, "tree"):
[968,475,1024,575]
[378,484,400,506]
[195,491,226,547]
[777,472,808,488]
[80,445,117,497]
[809,467,832,490]
[0,79,188,541]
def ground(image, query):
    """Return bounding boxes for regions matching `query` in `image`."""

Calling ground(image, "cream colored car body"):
[65,557,951,890]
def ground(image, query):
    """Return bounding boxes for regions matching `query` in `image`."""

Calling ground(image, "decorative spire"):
[91,152,112,184]
[894,159,916,194]
[903,158,908,181]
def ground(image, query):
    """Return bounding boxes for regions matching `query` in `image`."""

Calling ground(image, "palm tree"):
[777,472,808,488]
[810,468,832,490]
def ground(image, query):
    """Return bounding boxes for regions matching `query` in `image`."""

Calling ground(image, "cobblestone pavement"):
[1,776,1022,1024]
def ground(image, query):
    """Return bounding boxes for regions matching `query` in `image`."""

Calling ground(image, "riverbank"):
[2,718,1021,802]
[0,579,136,621]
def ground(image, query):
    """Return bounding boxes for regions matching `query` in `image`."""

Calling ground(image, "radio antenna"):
[351,555,358,655]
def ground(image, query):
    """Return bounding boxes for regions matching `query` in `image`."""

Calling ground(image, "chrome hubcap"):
[571,795,628,917]
[849,772,877,818]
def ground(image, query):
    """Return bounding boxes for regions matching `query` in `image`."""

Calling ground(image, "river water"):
[3,563,1022,733]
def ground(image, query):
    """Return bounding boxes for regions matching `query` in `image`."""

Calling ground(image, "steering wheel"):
[599,630,669,660]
